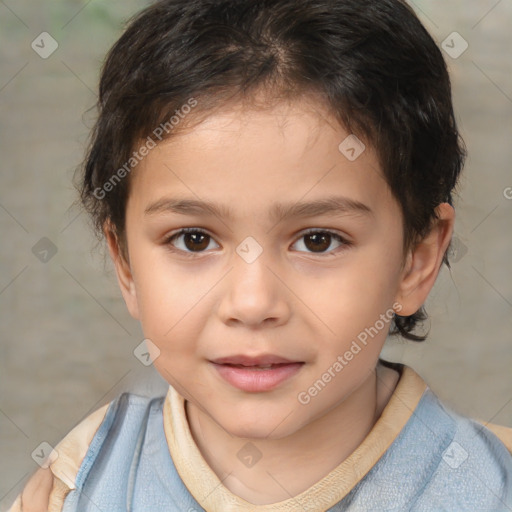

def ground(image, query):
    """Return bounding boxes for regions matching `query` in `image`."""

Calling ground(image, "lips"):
[210,354,304,392]
[211,354,302,366]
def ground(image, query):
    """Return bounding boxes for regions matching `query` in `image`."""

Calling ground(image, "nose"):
[217,247,291,328]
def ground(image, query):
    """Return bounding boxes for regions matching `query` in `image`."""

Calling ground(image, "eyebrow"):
[144,195,373,222]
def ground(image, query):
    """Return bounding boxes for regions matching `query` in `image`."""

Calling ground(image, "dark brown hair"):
[76,0,466,341]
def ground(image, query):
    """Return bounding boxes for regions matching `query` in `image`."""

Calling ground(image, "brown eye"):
[166,229,219,254]
[292,230,349,255]
[304,232,331,252]
[183,232,210,251]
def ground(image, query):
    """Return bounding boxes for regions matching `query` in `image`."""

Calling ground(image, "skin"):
[105,96,454,505]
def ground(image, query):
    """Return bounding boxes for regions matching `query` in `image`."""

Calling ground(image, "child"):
[9,0,512,510]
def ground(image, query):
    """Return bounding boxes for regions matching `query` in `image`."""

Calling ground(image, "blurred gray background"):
[0,0,511,508]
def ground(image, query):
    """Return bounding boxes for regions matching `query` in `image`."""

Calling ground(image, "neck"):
[186,362,399,505]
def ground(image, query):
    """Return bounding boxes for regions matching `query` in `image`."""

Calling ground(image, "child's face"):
[113,98,416,438]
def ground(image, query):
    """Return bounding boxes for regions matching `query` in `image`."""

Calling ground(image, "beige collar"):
[162,364,428,511]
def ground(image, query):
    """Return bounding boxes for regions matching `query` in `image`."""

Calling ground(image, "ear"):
[104,223,140,320]
[395,203,455,316]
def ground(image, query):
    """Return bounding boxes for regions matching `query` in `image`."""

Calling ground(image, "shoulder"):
[352,376,512,511]
[411,391,512,510]
[7,392,164,512]
[7,400,112,512]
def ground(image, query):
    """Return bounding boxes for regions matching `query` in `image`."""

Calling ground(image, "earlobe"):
[395,203,455,316]
[104,223,140,320]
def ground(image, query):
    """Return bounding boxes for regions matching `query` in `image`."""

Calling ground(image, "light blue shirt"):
[60,386,512,511]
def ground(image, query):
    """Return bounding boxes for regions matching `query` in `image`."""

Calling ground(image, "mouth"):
[211,354,303,366]
[220,363,294,370]
[210,354,305,392]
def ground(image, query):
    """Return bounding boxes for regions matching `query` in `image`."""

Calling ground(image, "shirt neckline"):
[162,362,428,511]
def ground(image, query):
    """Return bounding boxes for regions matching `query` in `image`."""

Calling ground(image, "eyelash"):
[163,227,352,258]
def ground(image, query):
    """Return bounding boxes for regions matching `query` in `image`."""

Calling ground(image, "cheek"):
[351,228,404,301]
[130,249,212,340]
[301,253,401,356]
[305,255,396,314]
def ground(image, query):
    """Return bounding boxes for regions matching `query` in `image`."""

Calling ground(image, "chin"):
[216,407,303,440]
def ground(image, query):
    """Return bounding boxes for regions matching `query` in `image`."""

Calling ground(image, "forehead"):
[127,98,397,222]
